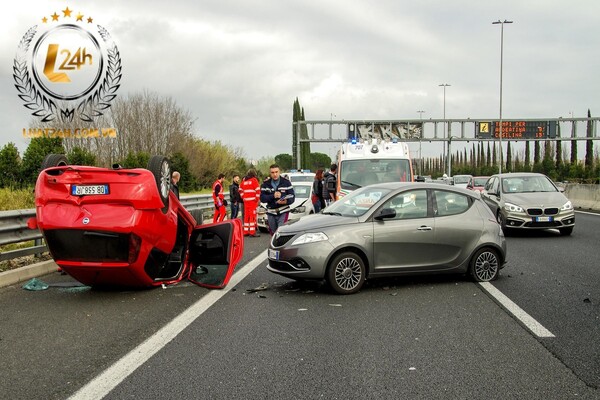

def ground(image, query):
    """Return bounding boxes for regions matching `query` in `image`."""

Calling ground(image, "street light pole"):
[439,84,450,176]
[493,19,513,174]
[417,110,425,175]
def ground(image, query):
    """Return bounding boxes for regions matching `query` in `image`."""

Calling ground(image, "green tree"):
[0,143,22,188]
[506,141,512,172]
[524,141,531,172]
[21,137,65,186]
[585,109,594,176]
[169,152,197,192]
[67,147,96,166]
[308,152,331,171]
[118,152,150,169]
[274,153,293,171]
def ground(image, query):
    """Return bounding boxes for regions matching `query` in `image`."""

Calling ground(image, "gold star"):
[76,12,84,22]
[62,7,72,17]
[42,16,48,23]
[87,16,93,23]
[51,12,59,21]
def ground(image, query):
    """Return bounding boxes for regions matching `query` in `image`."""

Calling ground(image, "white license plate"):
[72,184,109,196]
[534,216,552,222]
[268,248,279,260]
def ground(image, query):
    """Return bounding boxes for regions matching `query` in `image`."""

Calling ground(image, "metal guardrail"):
[0,193,228,263]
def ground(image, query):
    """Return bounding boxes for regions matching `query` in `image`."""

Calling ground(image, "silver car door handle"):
[417,226,433,231]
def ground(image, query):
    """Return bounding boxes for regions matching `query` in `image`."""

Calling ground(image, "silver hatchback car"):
[481,173,575,236]
[267,183,507,294]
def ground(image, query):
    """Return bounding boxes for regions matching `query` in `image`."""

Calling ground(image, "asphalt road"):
[0,214,598,399]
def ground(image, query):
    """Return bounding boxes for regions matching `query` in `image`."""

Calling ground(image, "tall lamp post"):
[439,83,450,176]
[493,19,513,174]
[417,110,425,175]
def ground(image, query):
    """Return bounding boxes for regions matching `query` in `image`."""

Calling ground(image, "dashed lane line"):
[479,281,555,338]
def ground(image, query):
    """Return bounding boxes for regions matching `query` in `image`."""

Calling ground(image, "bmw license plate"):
[72,185,109,196]
[534,216,553,222]
[268,248,279,260]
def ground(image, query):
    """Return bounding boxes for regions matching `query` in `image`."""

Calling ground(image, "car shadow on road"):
[249,274,474,297]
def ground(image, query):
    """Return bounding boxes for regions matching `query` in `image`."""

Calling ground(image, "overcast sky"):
[2,0,599,162]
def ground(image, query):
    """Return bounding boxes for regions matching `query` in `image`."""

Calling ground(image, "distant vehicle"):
[268,182,507,294]
[452,174,473,189]
[467,176,490,192]
[284,170,315,183]
[257,181,315,233]
[481,172,575,235]
[29,154,244,288]
[336,138,413,199]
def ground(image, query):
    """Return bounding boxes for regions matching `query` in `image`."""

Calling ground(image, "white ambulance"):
[335,138,413,199]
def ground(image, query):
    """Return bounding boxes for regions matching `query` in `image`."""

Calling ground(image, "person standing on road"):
[171,171,181,200]
[322,163,337,206]
[229,174,243,219]
[240,169,261,236]
[260,164,295,235]
[212,173,227,223]
[312,169,325,213]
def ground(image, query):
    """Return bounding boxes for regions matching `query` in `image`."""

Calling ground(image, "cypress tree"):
[585,109,594,172]
[506,141,512,172]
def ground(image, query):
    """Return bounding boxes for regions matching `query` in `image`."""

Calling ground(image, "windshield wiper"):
[322,211,343,216]
[341,180,361,188]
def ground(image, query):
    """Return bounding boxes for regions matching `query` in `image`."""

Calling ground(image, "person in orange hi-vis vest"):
[239,169,261,237]
[212,173,227,223]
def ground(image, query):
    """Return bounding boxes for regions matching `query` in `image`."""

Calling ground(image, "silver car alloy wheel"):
[473,250,499,281]
[334,257,363,291]
[160,160,171,199]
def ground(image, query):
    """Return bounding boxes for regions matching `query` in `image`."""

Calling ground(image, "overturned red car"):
[28,154,243,289]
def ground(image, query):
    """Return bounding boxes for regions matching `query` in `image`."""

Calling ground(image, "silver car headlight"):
[560,201,573,211]
[291,206,306,214]
[291,232,328,245]
[504,202,524,213]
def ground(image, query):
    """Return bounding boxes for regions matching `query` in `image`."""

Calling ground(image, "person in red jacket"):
[239,169,261,236]
[212,173,227,223]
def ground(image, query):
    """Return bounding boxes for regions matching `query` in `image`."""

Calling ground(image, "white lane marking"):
[575,210,600,216]
[69,250,268,400]
[478,282,555,338]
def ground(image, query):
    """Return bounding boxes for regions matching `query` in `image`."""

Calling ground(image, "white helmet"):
[442,174,448,178]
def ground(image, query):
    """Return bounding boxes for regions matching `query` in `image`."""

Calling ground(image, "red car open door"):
[187,219,244,289]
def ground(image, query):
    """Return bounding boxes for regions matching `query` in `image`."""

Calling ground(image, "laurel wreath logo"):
[13,24,122,123]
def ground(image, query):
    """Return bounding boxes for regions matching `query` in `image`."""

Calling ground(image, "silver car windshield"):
[324,187,392,217]
[501,176,558,194]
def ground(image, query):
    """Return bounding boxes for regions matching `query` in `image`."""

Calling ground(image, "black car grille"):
[44,229,130,262]
[527,208,559,216]
[272,234,295,247]
[527,208,543,216]
[523,221,561,228]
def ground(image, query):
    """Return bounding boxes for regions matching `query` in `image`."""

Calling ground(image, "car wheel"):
[258,227,269,233]
[469,247,500,282]
[41,154,68,169]
[326,251,365,295]
[147,155,171,212]
[559,226,573,236]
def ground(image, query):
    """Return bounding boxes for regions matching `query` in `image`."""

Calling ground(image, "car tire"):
[258,226,269,233]
[469,247,500,282]
[147,155,171,212]
[559,226,573,236]
[41,154,68,170]
[496,210,507,233]
[326,251,366,295]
